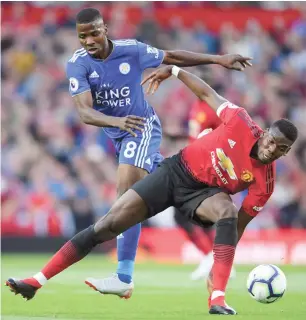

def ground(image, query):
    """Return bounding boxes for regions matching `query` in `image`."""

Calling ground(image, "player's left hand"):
[217,54,253,71]
[141,65,173,94]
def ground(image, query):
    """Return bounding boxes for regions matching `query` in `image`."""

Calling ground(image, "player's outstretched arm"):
[237,208,254,242]
[163,51,252,71]
[142,65,226,112]
[73,91,146,137]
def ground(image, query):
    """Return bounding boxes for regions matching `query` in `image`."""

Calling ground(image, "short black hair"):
[76,8,102,24]
[271,118,298,142]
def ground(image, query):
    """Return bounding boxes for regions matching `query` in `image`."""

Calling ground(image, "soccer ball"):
[246,264,286,304]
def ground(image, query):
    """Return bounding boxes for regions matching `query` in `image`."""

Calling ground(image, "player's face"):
[257,128,292,164]
[76,19,108,58]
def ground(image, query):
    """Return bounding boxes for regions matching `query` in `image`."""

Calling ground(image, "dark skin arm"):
[163,51,252,71]
[72,51,251,136]
[237,207,254,242]
[73,91,146,137]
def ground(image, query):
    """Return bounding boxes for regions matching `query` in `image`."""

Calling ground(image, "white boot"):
[85,274,134,299]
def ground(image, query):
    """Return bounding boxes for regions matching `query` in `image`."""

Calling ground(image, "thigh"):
[117,116,163,174]
[176,187,225,228]
[195,192,238,224]
[117,164,148,195]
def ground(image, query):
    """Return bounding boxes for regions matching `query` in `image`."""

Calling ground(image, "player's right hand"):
[115,115,146,137]
[217,54,253,71]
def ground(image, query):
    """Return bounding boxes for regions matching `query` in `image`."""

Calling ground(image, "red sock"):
[211,244,236,305]
[188,227,213,255]
[22,226,97,287]
[22,241,80,288]
[40,241,81,280]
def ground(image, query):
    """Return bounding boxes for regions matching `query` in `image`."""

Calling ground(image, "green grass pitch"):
[1,254,306,319]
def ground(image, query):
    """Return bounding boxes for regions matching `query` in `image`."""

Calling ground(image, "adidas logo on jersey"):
[89,71,99,78]
[228,139,236,148]
[145,158,151,165]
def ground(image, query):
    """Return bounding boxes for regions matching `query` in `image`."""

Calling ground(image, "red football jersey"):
[188,100,222,143]
[182,101,276,217]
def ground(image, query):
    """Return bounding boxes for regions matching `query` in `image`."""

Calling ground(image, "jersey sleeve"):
[136,41,165,70]
[216,101,244,125]
[241,164,275,216]
[216,100,263,139]
[66,61,91,97]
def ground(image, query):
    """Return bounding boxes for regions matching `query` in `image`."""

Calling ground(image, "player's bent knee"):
[217,204,238,220]
[210,194,238,220]
[196,192,237,223]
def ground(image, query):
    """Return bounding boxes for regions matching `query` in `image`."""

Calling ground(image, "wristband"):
[171,66,181,77]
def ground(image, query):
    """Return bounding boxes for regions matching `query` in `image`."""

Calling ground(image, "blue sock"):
[116,223,141,284]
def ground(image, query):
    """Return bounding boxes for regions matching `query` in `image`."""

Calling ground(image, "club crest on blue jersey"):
[119,63,130,75]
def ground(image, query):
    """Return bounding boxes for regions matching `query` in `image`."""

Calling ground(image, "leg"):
[206,207,254,294]
[85,168,147,298]
[195,192,238,315]
[115,164,148,285]
[106,117,163,294]
[5,190,149,300]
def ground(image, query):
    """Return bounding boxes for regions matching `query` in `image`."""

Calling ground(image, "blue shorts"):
[114,115,164,173]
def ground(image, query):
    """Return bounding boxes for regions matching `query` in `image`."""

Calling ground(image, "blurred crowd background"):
[2,1,306,239]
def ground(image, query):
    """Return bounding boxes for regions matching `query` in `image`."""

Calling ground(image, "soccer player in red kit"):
[6,64,298,315]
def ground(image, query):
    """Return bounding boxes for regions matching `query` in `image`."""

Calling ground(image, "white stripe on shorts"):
[140,117,154,168]
[134,116,155,168]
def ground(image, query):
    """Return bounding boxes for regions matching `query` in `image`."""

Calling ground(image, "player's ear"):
[283,147,291,156]
[261,130,267,138]
[104,24,108,35]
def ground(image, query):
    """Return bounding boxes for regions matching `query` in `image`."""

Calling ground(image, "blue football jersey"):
[66,39,165,140]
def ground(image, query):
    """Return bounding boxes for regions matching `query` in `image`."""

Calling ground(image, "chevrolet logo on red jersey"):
[216,148,238,180]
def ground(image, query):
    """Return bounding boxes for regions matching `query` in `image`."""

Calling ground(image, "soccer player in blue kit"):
[5,8,252,300]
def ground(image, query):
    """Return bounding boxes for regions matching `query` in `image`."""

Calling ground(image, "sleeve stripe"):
[269,164,273,193]
[266,165,269,193]
[113,39,137,46]
[71,89,91,97]
[266,164,274,194]
[269,165,274,193]
[69,52,88,63]
[216,101,229,117]
[158,50,166,66]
